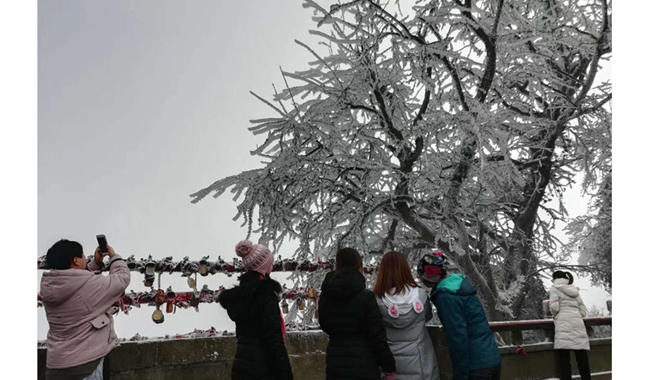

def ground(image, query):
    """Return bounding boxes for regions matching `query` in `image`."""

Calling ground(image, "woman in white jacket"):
[549,271,591,380]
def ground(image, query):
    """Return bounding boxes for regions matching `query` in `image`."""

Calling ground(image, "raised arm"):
[85,246,131,310]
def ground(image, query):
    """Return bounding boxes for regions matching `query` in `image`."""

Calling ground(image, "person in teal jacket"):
[417,251,502,380]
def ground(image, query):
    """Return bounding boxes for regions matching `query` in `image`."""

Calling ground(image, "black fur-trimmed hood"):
[218,271,282,319]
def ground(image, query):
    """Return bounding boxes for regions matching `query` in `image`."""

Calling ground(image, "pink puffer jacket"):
[40,255,131,369]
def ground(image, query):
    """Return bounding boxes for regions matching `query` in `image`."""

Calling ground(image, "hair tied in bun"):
[235,240,253,258]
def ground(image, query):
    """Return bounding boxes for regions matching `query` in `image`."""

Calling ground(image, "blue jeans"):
[468,363,501,380]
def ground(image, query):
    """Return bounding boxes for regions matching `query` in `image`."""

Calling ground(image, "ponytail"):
[552,270,574,284]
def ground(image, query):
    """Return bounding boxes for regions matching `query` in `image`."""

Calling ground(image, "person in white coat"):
[549,271,591,380]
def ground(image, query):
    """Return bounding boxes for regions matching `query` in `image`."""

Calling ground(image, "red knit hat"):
[235,240,274,275]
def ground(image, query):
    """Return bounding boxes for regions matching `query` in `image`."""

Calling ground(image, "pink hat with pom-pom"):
[235,240,274,275]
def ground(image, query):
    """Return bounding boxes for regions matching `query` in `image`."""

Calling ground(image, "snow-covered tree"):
[565,171,612,292]
[191,0,611,320]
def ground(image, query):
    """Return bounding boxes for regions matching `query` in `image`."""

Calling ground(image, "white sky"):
[37,0,610,340]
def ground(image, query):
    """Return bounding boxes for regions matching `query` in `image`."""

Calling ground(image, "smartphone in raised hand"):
[96,235,108,255]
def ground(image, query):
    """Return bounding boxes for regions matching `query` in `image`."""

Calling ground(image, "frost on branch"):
[191,0,612,320]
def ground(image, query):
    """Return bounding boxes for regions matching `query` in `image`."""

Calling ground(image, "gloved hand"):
[384,373,396,380]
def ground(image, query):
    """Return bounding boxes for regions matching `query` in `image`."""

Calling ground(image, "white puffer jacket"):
[549,278,590,350]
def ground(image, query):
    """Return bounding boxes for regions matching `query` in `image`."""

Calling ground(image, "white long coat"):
[549,278,590,350]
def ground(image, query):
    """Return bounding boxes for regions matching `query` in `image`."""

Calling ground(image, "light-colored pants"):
[82,358,103,380]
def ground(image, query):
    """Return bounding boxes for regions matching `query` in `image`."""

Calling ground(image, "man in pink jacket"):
[40,239,131,380]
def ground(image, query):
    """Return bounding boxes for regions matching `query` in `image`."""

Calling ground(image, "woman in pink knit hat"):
[218,240,293,380]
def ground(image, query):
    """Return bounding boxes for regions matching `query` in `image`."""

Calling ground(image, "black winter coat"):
[318,268,396,380]
[218,271,293,380]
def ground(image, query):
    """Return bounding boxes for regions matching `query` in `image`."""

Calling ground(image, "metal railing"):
[488,317,612,346]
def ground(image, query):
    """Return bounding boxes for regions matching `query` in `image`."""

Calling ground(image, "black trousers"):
[468,363,501,380]
[102,354,110,379]
[557,349,591,380]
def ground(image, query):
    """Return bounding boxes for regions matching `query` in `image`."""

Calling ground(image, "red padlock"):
[166,289,176,314]
[155,289,166,306]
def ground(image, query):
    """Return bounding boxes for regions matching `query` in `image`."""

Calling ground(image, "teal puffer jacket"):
[432,274,501,379]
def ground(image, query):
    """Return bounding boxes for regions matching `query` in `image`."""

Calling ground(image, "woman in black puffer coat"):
[318,247,396,380]
[218,240,293,380]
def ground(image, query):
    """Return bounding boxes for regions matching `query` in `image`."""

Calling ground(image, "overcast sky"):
[37,0,610,340]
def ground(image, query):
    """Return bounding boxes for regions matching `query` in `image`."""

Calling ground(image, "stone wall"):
[38,327,612,380]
